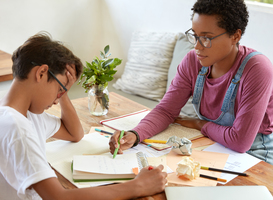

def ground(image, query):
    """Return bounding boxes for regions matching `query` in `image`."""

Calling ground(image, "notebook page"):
[73,153,138,174]
[150,123,203,141]
[46,132,109,165]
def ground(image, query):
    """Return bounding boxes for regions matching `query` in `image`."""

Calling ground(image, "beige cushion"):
[113,31,179,101]
[167,33,194,90]
[167,33,197,118]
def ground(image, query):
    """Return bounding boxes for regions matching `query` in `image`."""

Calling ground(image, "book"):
[100,110,204,150]
[72,152,148,182]
[165,186,273,200]
[46,132,167,188]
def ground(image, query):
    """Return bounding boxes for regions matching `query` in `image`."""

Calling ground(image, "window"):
[246,0,273,4]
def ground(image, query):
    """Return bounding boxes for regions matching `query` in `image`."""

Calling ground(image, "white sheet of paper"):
[101,110,150,131]
[123,143,171,157]
[203,143,261,184]
[123,143,173,173]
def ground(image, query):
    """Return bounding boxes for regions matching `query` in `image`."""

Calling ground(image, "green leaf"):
[87,75,96,84]
[109,58,122,69]
[100,51,105,59]
[102,58,114,68]
[78,45,122,91]
[85,61,92,69]
[105,53,111,59]
[93,58,99,65]
[104,45,109,55]
[107,70,117,75]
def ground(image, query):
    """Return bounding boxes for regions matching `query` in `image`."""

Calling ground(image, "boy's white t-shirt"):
[0,106,61,200]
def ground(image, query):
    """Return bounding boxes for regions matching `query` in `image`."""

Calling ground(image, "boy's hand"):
[109,131,137,154]
[65,64,77,91]
[134,165,167,196]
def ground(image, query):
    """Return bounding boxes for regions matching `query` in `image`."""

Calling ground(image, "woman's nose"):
[194,38,204,50]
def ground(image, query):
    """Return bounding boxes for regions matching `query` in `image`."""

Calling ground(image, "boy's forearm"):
[34,177,140,200]
[59,94,84,141]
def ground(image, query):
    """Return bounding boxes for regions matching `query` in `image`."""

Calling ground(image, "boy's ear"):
[232,29,242,45]
[35,64,49,83]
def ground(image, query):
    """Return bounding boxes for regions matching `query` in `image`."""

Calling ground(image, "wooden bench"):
[0,50,13,82]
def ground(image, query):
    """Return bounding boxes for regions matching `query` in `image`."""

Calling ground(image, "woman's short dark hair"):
[12,32,83,81]
[191,0,249,36]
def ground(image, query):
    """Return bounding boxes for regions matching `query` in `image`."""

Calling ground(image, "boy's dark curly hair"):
[191,0,249,36]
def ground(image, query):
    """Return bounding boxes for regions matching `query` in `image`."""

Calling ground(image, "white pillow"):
[113,31,179,101]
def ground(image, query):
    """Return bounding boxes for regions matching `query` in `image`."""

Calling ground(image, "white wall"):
[1,0,273,99]
[240,2,273,62]
[101,0,196,78]
[0,0,102,99]
[0,0,101,60]
[102,0,273,78]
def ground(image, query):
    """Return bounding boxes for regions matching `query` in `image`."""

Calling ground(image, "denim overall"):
[192,52,273,165]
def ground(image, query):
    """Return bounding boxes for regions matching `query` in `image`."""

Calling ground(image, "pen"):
[201,166,248,176]
[95,128,113,135]
[143,139,167,144]
[113,130,124,159]
[200,174,227,182]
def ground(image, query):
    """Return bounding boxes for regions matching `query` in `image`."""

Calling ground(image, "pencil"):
[200,174,227,182]
[95,128,113,135]
[113,130,124,159]
[143,139,167,144]
[201,166,248,176]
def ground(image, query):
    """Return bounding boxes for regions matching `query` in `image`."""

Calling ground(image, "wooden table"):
[0,50,13,82]
[46,92,273,199]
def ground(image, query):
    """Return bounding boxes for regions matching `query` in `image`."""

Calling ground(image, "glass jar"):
[88,85,109,116]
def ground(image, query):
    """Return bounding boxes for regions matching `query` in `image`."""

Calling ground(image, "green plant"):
[79,45,122,93]
[78,45,122,114]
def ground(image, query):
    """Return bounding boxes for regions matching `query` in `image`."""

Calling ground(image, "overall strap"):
[192,66,209,104]
[221,51,262,112]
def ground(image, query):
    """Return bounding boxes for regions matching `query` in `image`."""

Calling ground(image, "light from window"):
[246,0,273,4]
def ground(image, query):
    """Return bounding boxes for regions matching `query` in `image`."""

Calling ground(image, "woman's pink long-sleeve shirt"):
[133,46,273,153]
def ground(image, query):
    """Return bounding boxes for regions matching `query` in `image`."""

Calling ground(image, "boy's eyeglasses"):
[31,62,67,98]
[185,28,227,48]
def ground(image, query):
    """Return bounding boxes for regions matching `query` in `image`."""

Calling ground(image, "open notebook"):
[100,109,203,150]
[165,186,273,200]
[72,152,148,182]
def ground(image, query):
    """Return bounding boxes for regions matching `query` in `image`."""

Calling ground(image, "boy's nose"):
[53,99,59,105]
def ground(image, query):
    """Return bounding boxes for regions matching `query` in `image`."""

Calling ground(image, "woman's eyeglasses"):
[185,28,227,48]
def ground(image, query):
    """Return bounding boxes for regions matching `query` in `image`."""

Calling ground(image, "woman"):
[109,0,273,165]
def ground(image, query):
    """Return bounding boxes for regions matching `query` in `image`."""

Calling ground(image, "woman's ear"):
[232,29,242,45]
[35,64,49,83]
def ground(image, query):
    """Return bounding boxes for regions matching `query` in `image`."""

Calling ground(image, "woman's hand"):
[109,131,137,154]
[174,116,208,131]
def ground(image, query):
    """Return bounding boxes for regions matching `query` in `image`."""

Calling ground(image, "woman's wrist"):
[128,130,140,147]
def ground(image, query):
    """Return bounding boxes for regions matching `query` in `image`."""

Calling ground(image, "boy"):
[0,33,167,200]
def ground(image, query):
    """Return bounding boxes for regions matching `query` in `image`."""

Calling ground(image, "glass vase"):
[88,85,109,116]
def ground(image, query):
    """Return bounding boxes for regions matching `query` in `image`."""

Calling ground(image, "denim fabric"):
[247,133,273,164]
[192,52,273,164]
